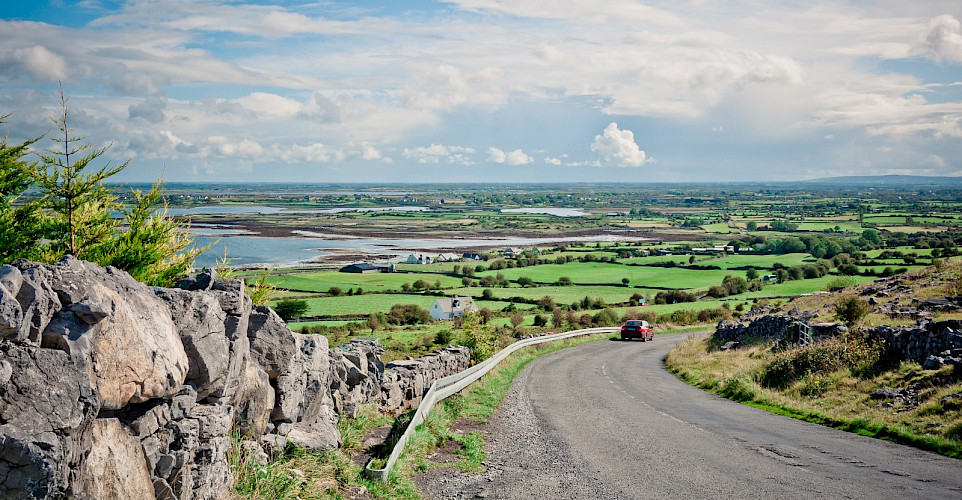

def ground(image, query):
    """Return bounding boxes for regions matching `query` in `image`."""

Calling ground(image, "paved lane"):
[424,332,962,499]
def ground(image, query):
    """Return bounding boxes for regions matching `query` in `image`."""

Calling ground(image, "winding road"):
[418,331,962,499]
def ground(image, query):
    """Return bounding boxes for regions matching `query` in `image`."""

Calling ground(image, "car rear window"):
[625,320,643,326]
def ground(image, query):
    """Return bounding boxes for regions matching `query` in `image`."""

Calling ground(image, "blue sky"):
[2,1,962,183]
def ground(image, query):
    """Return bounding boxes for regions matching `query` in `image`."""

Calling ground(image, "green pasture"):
[266,270,463,293]
[701,222,740,234]
[795,222,863,232]
[477,261,738,289]
[864,215,951,225]
[447,285,654,305]
[734,275,877,299]
[711,253,816,269]
[279,293,525,317]
[617,255,692,265]
[394,262,461,273]
[862,246,933,257]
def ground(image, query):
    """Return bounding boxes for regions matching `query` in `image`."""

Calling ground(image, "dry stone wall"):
[714,311,961,369]
[866,320,962,368]
[0,257,472,499]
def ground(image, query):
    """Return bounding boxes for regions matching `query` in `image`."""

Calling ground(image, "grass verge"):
[666,335,962,459]
[229,332,615,499]
[389,332,615,480]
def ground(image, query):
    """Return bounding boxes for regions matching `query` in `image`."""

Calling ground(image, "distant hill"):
[802,175,962,186]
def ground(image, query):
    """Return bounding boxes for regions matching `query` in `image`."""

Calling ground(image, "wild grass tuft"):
[666,333,962,459]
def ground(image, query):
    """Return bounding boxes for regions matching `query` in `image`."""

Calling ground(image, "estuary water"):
[178,204,642,268]
[167,206,428,216]
[192,232,651,268]
[500,207,589,217]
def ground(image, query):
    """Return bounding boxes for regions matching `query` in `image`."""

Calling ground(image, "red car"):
[620,319,653,341]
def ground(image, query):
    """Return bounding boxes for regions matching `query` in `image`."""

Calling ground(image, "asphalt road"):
[419,331,962,499]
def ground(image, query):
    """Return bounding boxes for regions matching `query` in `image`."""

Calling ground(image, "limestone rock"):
[0,342,99,498]
[210,278,251,317]
[247,305,297,379]
[330,340,385,415]
[0,265,23,338]
[155,288,230,399]
[270,333,340,450]
[232,358,274,438]
[40,256,189,409]
[78,418,155,500]
[10,262,61,344]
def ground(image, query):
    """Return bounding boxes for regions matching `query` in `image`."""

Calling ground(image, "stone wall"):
[866,320,962,368]
[714,311,961,369]
[327,339,472,416]
[0,258,472,499]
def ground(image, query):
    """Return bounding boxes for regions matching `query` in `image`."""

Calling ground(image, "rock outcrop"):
[0,257,473,499]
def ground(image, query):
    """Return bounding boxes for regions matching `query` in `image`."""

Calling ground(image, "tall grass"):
[666,335,962,459]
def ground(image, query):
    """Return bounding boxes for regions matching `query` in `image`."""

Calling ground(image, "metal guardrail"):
[364,326,619,481]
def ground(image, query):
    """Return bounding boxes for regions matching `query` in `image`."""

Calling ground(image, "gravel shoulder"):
[414,353,615,500]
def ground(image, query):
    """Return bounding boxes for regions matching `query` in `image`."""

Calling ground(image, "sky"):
[2,1,962,183]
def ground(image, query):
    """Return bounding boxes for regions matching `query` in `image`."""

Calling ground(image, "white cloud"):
[402,144,476,165]
[487,147,533,166]
[918,15,962,63]
[128,97,168,123]
[10,45,67,81]
[590,123,648,167]
[233,92,302,119]
[209,136,265,158]
[2,2,961,182]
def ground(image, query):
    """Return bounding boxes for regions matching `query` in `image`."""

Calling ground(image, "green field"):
[477,261,747,289]
[267,271,463,293]
[276,293,529,317]
[448,284,653,304]
[734,275,877,299]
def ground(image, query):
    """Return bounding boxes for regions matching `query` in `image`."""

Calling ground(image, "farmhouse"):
[691,245,736,253]
[406,252,461,264]
[462,252,482,260]
[339,263,384,273]
[429,296,479,321]
[405,253,433,264]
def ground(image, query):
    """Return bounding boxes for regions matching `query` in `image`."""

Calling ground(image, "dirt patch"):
[450,418,490,437]
[351,424,393,468]
[427,440,464,464]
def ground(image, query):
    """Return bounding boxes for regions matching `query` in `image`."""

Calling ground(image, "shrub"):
[273,299,308,321]
[719,377,756,402]
[386,304,431,325]
[592,308,620,326]
[434,329,454,346]
[760,335,888,389]
[825,276,857,291]
[1,93,201,286]
[834,296,872,327]
[654,290,696,304]
[459,312,498,363]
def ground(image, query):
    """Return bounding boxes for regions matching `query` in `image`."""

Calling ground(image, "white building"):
[429,296,479,320]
